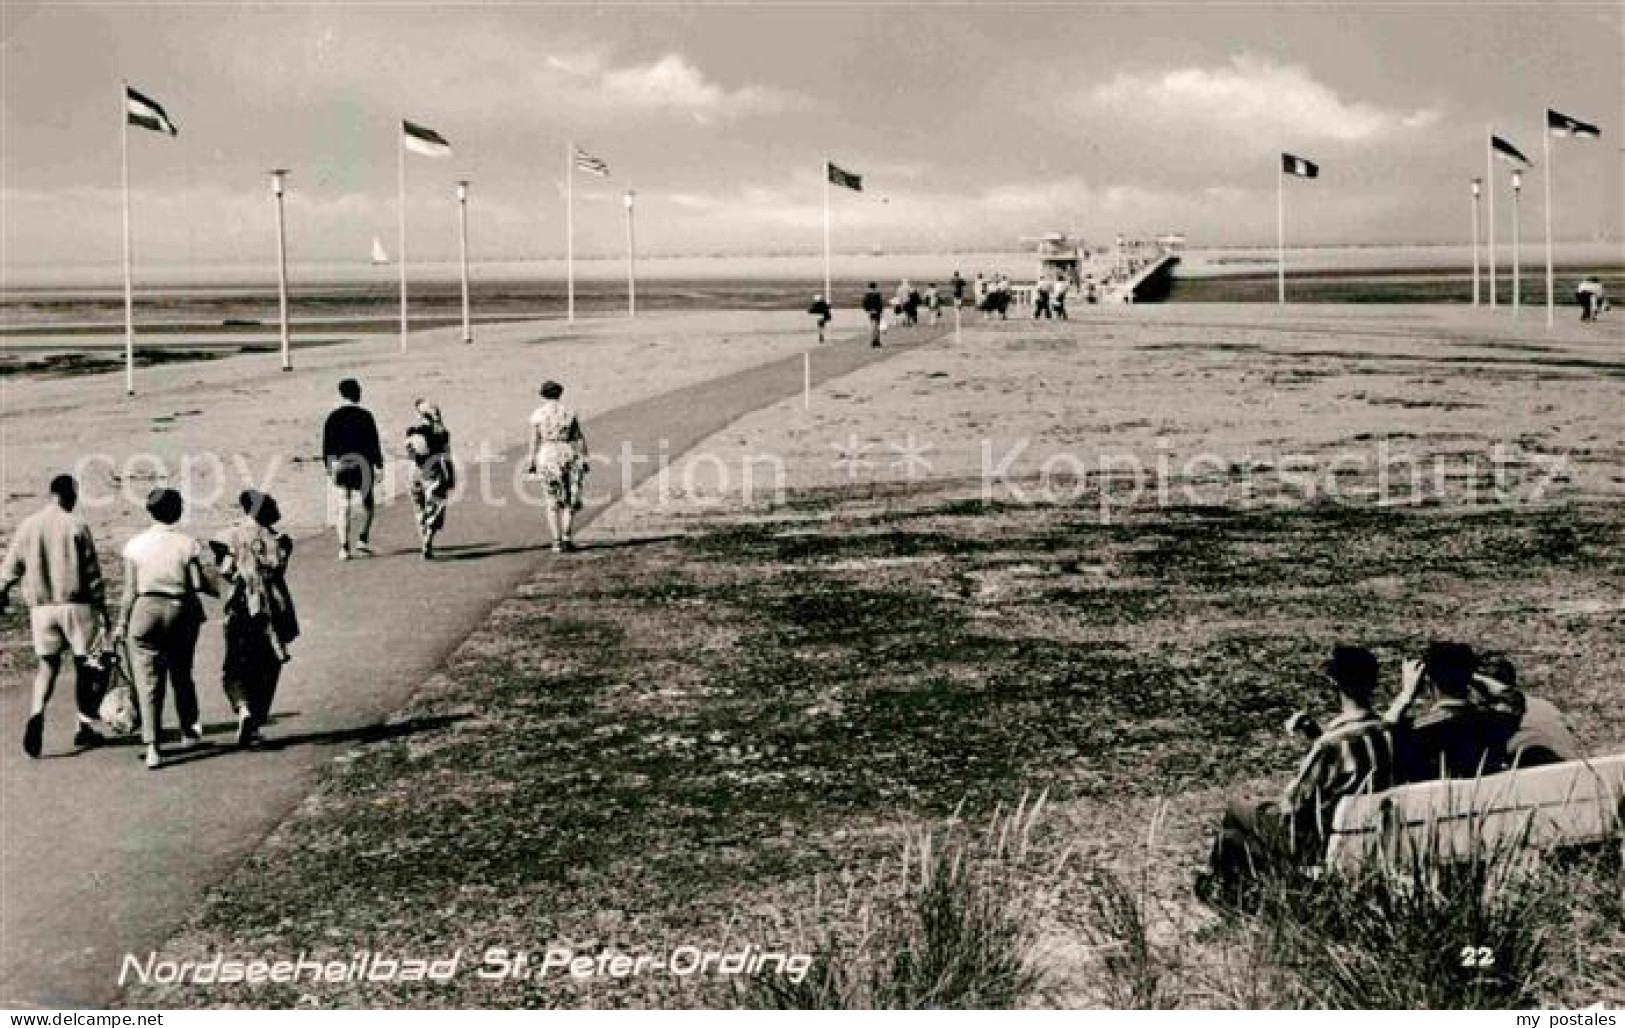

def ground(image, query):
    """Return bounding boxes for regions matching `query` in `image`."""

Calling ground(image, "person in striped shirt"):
[1203,645,1395,902]
[1279,646,1396,840]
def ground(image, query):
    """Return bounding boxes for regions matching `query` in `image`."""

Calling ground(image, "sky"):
[1,1,1621,269]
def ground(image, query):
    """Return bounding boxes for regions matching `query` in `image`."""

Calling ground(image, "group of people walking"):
[810,272,971,346]
[321,377,589,560]
[1,375,592,765]
[1,476,297,767]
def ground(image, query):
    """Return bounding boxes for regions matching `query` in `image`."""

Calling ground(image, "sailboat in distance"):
[371,237,390,265]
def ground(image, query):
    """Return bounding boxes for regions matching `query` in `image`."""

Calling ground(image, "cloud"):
[548,51,812,119]
[1083,54,1440,144]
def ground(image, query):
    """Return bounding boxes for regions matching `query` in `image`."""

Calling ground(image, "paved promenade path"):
[0,318,954,1007]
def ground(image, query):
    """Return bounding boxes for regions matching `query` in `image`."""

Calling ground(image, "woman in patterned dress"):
[405,399,455,559]
[212,489,296,747]
[525,380,589,552]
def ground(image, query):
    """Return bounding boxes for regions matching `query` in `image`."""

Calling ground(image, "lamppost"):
[1470,178,1482,307]
[624,189,637,319]
[269,169,291,370]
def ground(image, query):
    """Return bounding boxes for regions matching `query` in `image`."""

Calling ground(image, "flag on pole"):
[1281,153,1318,178]
[574,147,610,178]
[402,120,452,157]
[827,161,863,191]
[1491,134,1532,166]
[1547,109,1601,139]
[125,86,178,136]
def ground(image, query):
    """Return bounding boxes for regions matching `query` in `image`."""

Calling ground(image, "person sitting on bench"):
[1385,641,1510,784]
[1473,655,1581,768]
[1203,645,1396,901]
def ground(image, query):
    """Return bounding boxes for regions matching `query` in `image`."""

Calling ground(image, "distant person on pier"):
[951,271,966,309]
[1033,278,1053,319]
[1054,276,1071,320]
[974,274,988,317]
[807,293,832,342]
[322,378,384,561]
[926,283,943,323]
[904,283,921,326]
[862,282,885,346]
[1575,275,1604,321]
[0,474,110,757]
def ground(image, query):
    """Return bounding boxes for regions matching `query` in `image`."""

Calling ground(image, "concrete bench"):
[1324,753,1625,874]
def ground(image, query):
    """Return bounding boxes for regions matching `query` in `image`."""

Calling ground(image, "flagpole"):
[120,82,135,395]
[270,169,291,370]
[566,142,575,325]
[1276,161,1285,305]
[1471,178,1482,307]
[1486,128,1497,309]
[1511,168,1522,317]
[1543,124,1555,328]
[624,189,636,319]
[398,124,409,351]
[822,159,832,306]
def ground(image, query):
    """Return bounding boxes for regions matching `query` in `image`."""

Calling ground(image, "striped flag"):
[402,120,452,157]
[1281,153,1318,178]
[1547,109,1601,139]
[126,86,178,136]
[1491,134,1532,166]
[827,161,862,191]
[574,147,610,178]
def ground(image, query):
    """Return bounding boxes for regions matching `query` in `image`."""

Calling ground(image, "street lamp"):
[268,169,291,370]
[456,180,471,343]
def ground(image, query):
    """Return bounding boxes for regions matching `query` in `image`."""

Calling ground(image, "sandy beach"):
[0,310,831,553]
[597,303,1625,533]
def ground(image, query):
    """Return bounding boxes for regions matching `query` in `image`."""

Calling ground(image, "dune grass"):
[122,490,1625,1008]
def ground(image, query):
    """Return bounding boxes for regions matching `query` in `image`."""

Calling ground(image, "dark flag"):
[1491,134,1532,167]
[125,86,178,136]
[402,120,453,157]
[827,162,862,192]
[1547,109,1601,139]
[1281,153,1318,178]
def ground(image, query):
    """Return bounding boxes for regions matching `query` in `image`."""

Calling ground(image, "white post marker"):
[1486,128,1497,309]
[1511,169,1522,317]
[625,189,637,319]
[803,351,811,410]
[120,84,135,395]
[270,169,291,370]
[1471,178,1482,307]
[954,301,961,344]
[566,141,575,325]
[457,180,471,344]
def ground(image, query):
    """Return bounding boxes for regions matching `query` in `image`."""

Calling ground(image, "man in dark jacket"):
[1386,641,1509,783]
[861,283,885,347]
[322,378,384,560]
